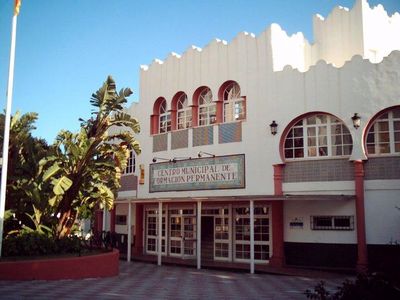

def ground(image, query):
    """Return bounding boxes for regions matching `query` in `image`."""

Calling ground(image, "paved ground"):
[0,261,350,299]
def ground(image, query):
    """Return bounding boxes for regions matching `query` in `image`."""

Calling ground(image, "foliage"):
[44,76,141,238]
[1,76,140,241]
[2,232,83,257]
[0,112,55,236]
[305,274,400,300]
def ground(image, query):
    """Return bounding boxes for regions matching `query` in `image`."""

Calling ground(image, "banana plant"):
[1,111,55,236]
[41,76,141,238]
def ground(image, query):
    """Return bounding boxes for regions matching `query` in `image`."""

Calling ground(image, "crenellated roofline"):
[140,0,400,73]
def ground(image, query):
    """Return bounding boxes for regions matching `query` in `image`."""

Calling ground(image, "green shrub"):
[2,232,85,257]
[305,273,400,300]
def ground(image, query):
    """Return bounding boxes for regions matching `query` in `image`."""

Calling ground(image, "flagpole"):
[0,12,18,257]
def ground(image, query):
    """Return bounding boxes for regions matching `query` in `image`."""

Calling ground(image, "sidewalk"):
[0,261,351,300]
[132,254,353,279]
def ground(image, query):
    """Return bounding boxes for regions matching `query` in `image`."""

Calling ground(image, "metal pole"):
[0,14,18,257]
[250,200,255,274]
[197,201,202,269]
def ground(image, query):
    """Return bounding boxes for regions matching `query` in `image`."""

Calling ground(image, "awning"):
[114,194,355,204]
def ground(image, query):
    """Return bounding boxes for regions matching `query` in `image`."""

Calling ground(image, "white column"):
[158,202,162,266]
[228,204,233,261]
[197,201,202,269]
[250,200,255,274]
[127,201,132,262]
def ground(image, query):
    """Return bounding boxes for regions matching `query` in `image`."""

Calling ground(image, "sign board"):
[149,154,245,192]
[289,217,304,229]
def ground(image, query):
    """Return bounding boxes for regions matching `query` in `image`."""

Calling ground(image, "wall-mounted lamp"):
[152,157,191,163]
[172,157,191,163]
[269,120,278,135]
[197,151,215,158]
[152,157,171,163]
[351,113,361,129]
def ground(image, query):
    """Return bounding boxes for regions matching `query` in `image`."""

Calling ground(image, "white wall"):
[310,0,364,68]
[362,1,400,63]
[135,49,400,199]
[125,1,400,225]
[115,203,135,235]
[284,200,357,243]
[364,180,400,244]
[283,181,354,195]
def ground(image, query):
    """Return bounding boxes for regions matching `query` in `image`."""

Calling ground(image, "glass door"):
[145,209,166,255]
[169,209,196,258]
[233,205,270,263]
[254,206,270,262]
[233,208,251,262]
[214,213,230,261]
[169,214,182,256]
[183,216,196,257]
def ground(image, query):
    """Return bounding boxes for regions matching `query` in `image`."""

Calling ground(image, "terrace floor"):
[0,260,352,299]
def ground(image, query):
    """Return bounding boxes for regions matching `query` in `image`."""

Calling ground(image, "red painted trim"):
[269,164,285,267]
[273,164,284,196]
[217,80,238,101]
[354,160,368,273]
[0,249,119,280]
[216,100,223,123]
[151,97,166,134]
[270,201,284,267]
[363,105,400,157]
[134,204,144,255]
[150,115,158,135]
[110,206,116,233]
[191,105,199,127]
[170,109,177,131]
[242,95,247,120]
[278,111,350,162]
[95,209,103,233]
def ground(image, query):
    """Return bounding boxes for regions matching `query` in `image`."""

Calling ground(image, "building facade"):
[103,0,400,272]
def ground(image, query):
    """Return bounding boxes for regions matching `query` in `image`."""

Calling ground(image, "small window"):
[124,150,135,174]
[116,215,127,225]
[311,216,354,230]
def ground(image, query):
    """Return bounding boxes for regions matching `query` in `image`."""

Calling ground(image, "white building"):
[101,0,400,272]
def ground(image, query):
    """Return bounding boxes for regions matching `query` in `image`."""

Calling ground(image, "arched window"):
[159,100,171,133]
[124,150,135,174]
[366,107,400,155]
[198,88,216,126]
[284,114,352,159]
[223,82,245,122]
[177,93,192,129]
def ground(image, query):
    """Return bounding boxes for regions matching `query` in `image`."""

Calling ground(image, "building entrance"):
[201,216,214,260]
[143,203,270,264]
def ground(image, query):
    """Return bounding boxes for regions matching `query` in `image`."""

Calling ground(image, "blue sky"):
[0,0,399,143]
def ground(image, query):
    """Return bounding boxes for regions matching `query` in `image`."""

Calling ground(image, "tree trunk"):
[56,208,78,238]
[55,174,83,238]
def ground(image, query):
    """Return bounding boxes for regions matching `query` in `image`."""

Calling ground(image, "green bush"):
[305,273,400,300]
[2,232,84,257]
